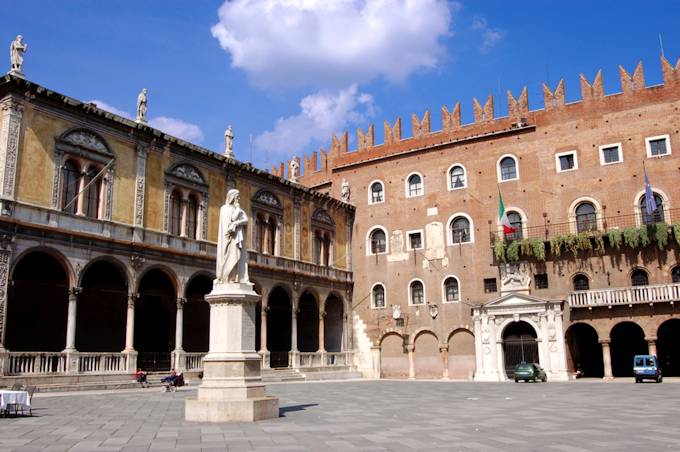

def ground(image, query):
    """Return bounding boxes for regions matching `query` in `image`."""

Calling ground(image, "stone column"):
[64,287,81,374]
[600,340,613,379]
[0,236,12,354]
[123,293,138,372]
[259,287,270,360]
[173,298,186,370]
[0,97,24,216]
[440,346,449,379]
[76,171,87,215]
[318,311,326,353]
[290,307,299,368]
[407,344,415,379]
[472,314,484,379]
[64,287,81,351]
[133,144,148,241]
[185,283,279,422]
[345,215,353,271]
[293,197,301,260]
[646,337,657,356]
[180,197,188,237]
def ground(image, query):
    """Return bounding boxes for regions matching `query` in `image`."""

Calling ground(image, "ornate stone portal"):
[185,189,279,422]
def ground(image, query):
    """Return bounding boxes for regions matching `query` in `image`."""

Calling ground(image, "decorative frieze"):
[0,234,12,347]
[134,144,148,227]
[0,97,24,207]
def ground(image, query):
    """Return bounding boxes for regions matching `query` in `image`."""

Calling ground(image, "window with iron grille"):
[499,156,517,181]
[672,266,680,283]
[484,278,497,293]
[575,202,597,233]
[640,193,664,225]
[372,284,385,308]
[573,274,590,291]
[449,165,466,189]
[370,182,384,203]
[631,269,649,286]
[407,174,423,197]
[451,217,471,243]
[444,277,460,302]
[410,281,424,305]
[534,273,548,289]
[505,211,523,240]
[370,229,387,254]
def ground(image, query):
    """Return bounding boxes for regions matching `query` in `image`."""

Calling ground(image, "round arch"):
[496,154,519,182]
[446,212,475,245]
[495,206,528,239]
[404,171,425,198]
[135,264,180,295]
[297,290,319,353]
[441,275,461,303]
[633,186,671,226]
[407,278,426,306]
[380,332,408,378]
[367,179,385,204]
[10,246,75,288]
[447,328,475,379]
[501,320,539,379]
[76,255,131,288]
[267,285,292,368]
[610,321,646,377]
[565,322,603,378]
[446,163,467,190]
[6,250,70,352]
[183,273,212,353]
[657,319,680,376]
[366,225,389,255]
[568,196,604,233]
[77,259,128,352]
[414,330,442,379]
[324,293,344,352]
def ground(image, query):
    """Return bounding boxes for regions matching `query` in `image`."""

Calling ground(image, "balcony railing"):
[5,352,67,375]
[491,208,679,242]
[248,251,352,282]
[79,353,128,373]
[184,353,206,371]
[568,282,680,308]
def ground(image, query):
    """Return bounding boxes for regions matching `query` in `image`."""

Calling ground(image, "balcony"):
[568,283,680,308]
[248,251,352,283]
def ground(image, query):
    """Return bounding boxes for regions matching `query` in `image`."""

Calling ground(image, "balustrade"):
[184,353,206,370]
[568,282,680,308]
[6,352,66,375]
[79,353,128,373]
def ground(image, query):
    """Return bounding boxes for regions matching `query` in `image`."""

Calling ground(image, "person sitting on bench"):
[136,368,149,388]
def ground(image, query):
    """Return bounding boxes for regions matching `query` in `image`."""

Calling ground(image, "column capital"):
[406,344,415,352]
[319,311,326,320]
[177,297,187,308]
[598,339,610,345]
[69,287,82,297]
[645,336,657,342]
[127,292,139,307]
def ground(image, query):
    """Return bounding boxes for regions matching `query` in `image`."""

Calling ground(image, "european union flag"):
[644,168,658,214]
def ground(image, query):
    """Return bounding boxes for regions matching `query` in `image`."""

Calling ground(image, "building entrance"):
[502,321,538,378]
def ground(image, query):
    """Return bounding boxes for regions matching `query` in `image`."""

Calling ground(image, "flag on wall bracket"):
[644,166,658,214]
[499,191,517,235]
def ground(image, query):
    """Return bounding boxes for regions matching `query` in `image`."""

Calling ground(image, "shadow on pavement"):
[279,403,318,417]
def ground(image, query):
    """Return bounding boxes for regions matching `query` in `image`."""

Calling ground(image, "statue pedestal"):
[185,283,279,422]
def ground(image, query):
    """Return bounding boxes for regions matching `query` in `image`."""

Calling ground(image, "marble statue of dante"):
[9,35,27,75]
[289,159,299,182]
[136,88,148,123]
[224,125,234,157]
[216,189,250,285]
[340,178,350,203]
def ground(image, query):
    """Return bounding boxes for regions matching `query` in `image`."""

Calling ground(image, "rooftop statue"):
[9,35,27,77]
[136,88,148,124]
[340,178,351,203]
[215,189,250,286]
[224,125,234,157]
[289,159,299,183]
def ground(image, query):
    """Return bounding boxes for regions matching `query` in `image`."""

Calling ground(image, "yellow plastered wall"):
[301,201,311,261]
[16,108,63,207]
[207,172,226,243]
[109,140,135,224]
[283,198,294,258]
[334,211,347,269]
[143,151,167,232]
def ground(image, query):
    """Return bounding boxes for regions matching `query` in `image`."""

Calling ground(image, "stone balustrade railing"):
[5,352,66,375]
[568,282,680,308]
[79,353,128,373]
[325,352,349,366]
[249,251,352,282]
[184,353,206,371]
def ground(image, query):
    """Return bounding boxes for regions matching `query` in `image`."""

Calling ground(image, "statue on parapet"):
[340,178,351,203]
[215,189,250,286]
[289,159,299,183]
[9,35,27,77]
[224,125,234,157]
[136,88,148,124]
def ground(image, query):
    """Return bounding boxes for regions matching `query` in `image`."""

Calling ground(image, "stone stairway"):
[261,367,306,382]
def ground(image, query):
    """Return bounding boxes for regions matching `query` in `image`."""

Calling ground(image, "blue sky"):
[3,1,680,171]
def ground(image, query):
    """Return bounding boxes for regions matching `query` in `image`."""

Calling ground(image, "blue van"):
[633,355,662,383]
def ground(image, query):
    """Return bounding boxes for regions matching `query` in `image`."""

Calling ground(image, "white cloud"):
[89,99,132,119]
[87,100,204,144]
[211,0,453,88]
[149,117,205,143]
[472,17,505,53]
[254,84,375,159]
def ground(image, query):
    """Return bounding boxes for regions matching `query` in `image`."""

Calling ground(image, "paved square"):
[1,380,678,451]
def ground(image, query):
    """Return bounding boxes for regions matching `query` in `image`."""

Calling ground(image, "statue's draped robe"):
[216,204,248,283]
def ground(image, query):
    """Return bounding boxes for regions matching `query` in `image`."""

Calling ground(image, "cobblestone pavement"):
[1,379,679,451]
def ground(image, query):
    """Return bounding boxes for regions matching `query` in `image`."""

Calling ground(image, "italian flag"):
[499,191,517,235]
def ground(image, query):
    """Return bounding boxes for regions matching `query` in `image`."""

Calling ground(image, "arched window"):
[640,193,665,225]
[499,156,518,181]
[370,181,384,204]
[186,194,198,239]
[443,277,460,303]
[575,202,597,233]
[631,269,649,286]
[673,266,680,283]
[369,228,387,254]
[61,159,80,215]
[448,165,466,189]
[573,274,590,291]
[268,218,278,255]
[506,211,523,240]
[372,284,385,308]
[170,190,182,236]
[410,280,425,305]
[450,217,471,244]
[83,165,102,219]
[407,173,423,197]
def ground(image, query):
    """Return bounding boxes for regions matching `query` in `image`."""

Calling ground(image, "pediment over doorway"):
[484,292,558,308]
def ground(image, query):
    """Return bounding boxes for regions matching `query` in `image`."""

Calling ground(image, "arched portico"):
[473,292,568,381]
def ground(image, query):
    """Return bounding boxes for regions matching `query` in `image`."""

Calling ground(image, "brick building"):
[292,56,680,381]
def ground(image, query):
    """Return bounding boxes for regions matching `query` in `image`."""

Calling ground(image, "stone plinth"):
[185,283,279,422]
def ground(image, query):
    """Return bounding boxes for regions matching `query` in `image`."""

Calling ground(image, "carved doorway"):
[502,321,538,378]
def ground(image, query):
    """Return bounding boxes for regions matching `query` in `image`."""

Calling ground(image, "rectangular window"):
[646,135,671,158]
[535,273,548,289]
[407,231,423,250]
[483,278,497,293]
[555,151,578,172]
[599,143,623,165]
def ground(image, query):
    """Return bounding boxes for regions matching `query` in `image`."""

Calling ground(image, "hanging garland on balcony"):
[655,222,669,250]
[673,223,680,247]
[608,229,623,250]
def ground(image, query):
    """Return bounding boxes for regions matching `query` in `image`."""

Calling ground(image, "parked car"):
[513,362,547,382]
[633,355,662,383]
